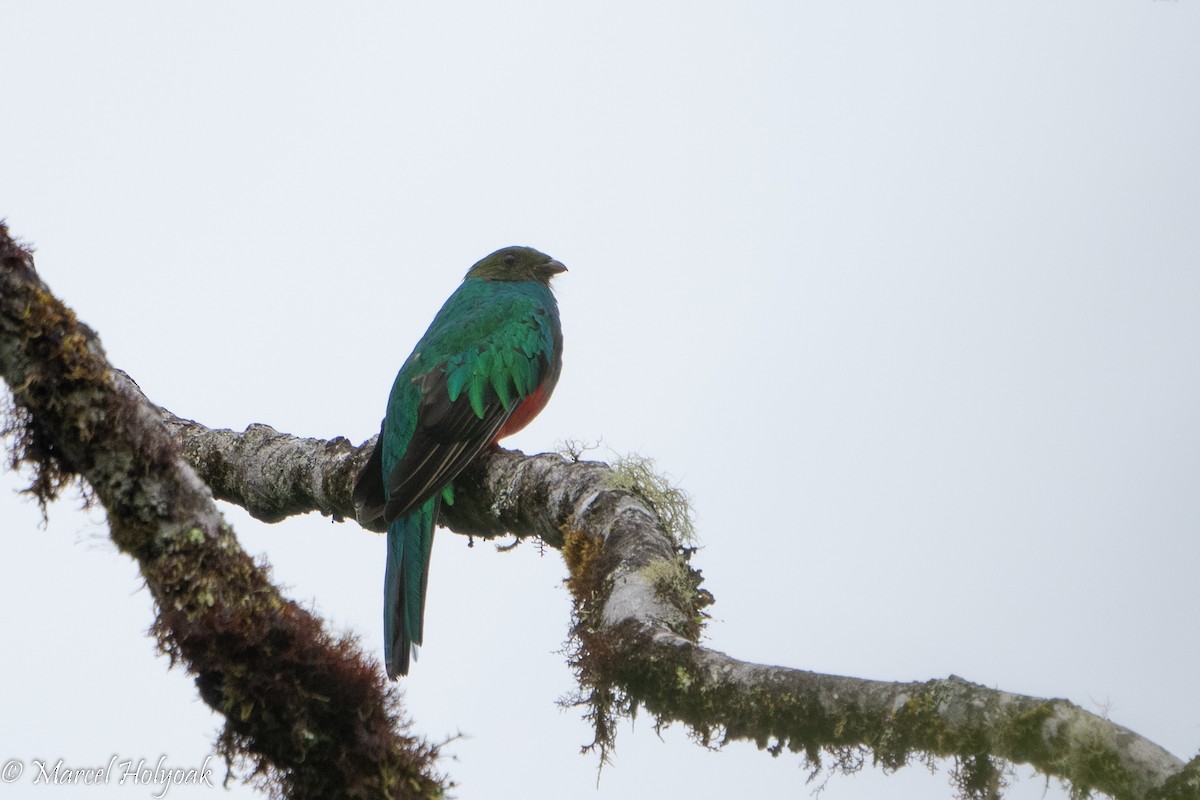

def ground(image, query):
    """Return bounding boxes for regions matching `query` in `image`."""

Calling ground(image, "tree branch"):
[3,221,1194,800]
[0,223,445,800]
[154,385,1196,799]
[162,411,367,527]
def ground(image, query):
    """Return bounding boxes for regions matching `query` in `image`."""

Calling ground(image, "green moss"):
[675,665,694,691]
[1149,754,1200,800]
[883,691,949,766]
[637,557,712,640]
[559,451,713,765]
[560,526,624,763]
[606,453,696,547]
[1005,704,1054,756]
[640,558,690,597]
[1039,715,1139,800]
[547,449,1162,800]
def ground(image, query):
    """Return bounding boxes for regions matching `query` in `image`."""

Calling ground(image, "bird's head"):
[465,246,567,284]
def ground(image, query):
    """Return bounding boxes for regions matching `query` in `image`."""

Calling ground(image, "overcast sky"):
[3,2,1199,799]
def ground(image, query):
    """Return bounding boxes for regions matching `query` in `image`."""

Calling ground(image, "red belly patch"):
[496,382,550,442]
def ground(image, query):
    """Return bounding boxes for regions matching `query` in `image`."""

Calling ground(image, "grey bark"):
[162,404,1197,800]
[2,222,1196,800]
[0,224,443,800]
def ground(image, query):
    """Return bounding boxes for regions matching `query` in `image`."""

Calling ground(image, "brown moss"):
[1,225,447,799]
[560,526,627,762]
[562,525,607,610]
[0,397,76,516]
[135,516,446,799]
[0,277,108,514]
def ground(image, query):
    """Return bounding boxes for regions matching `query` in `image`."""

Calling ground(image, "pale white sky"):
[2,3,1199,799]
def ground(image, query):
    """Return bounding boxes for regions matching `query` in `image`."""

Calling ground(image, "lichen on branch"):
[2,220,1192,800]
[0,222,445,800]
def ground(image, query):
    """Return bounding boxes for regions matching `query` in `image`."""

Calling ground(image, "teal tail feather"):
[383,496,438,679]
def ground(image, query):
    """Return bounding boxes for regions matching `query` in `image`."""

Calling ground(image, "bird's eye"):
[504,253,517,266]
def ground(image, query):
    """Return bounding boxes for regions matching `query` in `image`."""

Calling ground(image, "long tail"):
[383,496,438,679]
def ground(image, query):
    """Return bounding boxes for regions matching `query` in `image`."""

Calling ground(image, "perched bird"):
[353,246,566,678]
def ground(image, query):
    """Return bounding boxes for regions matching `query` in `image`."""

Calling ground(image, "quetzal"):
[353,246,566,678]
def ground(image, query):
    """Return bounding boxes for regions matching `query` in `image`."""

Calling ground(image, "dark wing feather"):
[381,368,511,521]
[352,434,388,526]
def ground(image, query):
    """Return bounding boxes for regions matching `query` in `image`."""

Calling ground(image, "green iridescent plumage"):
[353,246,565,678]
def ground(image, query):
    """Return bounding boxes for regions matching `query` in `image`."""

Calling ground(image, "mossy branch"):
[0,223,445,800]
[140,415,1194,800]
[2,222,1192,800]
